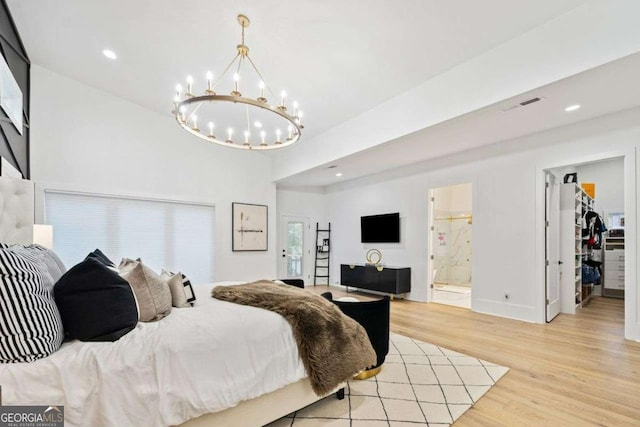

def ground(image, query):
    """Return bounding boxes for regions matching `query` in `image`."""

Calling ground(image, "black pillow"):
[278,279,305,288]
[54,258,138,341]
[85,248,116,268]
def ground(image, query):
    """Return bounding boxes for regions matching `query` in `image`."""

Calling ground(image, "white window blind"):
[45,191,215,284]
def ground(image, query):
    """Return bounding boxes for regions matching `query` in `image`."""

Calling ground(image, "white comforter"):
[0,282,306,426]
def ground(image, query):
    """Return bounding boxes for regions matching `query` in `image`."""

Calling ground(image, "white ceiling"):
[9,0,587,144]
[275,51,640,188]
[19,0,638,190]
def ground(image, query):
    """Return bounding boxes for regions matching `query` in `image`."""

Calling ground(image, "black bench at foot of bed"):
[321,292,390,374]
[278,279,305,288]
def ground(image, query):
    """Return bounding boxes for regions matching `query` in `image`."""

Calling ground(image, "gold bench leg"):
[353,365,382,380]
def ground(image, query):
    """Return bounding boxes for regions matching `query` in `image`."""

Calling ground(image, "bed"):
[0,176,344,427]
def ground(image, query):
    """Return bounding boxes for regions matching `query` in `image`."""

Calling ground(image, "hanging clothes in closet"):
[584,211,606,250]
[582,210,606,284]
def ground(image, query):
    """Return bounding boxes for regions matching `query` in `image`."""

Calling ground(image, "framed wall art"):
[232,202,268,251]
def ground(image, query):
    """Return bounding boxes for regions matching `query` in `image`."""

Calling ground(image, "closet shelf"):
[560,182,596,313]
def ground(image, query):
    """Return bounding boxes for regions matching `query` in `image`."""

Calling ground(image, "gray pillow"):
[118,257,139,273]
[119,259,171,322]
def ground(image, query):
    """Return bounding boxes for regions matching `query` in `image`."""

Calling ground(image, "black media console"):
[340,264,411,295]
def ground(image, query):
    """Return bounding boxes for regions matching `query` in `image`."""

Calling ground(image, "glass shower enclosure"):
[431,183,472,289]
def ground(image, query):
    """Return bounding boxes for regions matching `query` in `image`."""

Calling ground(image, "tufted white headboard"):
[0,176,34,245]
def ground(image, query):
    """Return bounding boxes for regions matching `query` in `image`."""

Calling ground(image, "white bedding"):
[0,282,307,427]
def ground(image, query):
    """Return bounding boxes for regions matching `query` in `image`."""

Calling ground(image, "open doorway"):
[429,183,473,309]
[545,157,625,327]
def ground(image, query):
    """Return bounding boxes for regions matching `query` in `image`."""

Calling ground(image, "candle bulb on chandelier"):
[276,128,282,143]
[206,71,213,93]
[226,128,234,143]
[208,122,215,137]
[186,75,194,96]
[179,106,186,123]
[191,115,199,131]
[258,81,266,103]
[260,130,266,145]
[232,73,241,96]
[244,130,250,145]
[280,90,287,108]
[287,125,293,141]
[297,111,304,126]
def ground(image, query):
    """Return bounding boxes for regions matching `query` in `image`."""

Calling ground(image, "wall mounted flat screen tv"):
[361,212,400,243]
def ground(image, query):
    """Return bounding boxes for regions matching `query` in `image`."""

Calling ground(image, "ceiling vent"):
[520,97,542,106]
[501,96,545,112]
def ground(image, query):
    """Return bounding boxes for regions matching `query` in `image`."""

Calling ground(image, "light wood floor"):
[310,287,640,426]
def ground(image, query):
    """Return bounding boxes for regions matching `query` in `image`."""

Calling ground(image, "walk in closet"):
[556,157,625,316]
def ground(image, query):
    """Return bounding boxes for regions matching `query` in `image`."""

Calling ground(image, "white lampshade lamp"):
[33,224,53,249]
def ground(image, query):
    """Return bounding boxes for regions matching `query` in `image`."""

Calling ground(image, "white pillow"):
[161,270,196,308]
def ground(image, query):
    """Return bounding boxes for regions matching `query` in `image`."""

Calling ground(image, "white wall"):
[575,157,625,216]
[276,189,328,284]
[30,65,277,282]
[324,108,640,340]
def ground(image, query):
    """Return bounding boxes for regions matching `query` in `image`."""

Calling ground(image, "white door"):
[278,216,308,281]
[545,172,561,321]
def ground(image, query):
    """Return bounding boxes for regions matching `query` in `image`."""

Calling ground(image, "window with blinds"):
[44,191,215,284]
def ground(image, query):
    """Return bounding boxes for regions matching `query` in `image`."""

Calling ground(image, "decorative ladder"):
[314,223,331,286]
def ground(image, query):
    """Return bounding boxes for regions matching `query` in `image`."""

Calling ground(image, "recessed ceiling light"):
[253,121,262,128]
[335,172,343,177]
[102,49,117,60]
[565,104,581,112]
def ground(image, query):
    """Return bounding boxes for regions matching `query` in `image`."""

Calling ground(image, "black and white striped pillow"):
[0,245,64,363]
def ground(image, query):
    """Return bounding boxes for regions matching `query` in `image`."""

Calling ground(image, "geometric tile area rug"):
[267,333,509,427]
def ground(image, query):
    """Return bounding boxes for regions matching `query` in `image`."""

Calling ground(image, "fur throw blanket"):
[212,281,376,396]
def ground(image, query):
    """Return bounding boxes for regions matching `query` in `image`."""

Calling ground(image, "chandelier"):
[172,14,304,150]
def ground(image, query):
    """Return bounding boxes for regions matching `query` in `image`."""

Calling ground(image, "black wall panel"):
[0,0,29,178]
